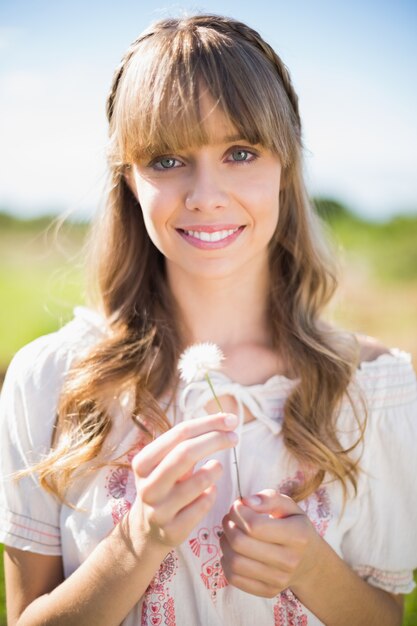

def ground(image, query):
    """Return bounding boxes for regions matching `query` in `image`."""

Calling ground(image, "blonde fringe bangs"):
[110,26,298,168]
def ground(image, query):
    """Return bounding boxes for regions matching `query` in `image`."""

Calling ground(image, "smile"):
[176,225,245,249]
[182,227,239,242]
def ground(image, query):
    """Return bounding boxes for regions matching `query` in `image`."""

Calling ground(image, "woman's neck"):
[167,263,271,353]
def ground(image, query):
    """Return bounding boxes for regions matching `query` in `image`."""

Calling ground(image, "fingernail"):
[246,495,262,506]
[227,431,239,444]
[224,414,238,428]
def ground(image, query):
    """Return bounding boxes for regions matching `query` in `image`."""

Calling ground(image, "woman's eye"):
[229,149,254,163]
[153,157,180,170]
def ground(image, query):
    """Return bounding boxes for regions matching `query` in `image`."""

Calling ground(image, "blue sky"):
[1,0,416,220]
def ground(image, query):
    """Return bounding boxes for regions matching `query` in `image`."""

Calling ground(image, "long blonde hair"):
[37,15,364,502]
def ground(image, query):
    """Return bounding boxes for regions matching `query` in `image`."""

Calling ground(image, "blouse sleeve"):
[0,307,108,555]
[341,350,417,594]
[0,334,72,554]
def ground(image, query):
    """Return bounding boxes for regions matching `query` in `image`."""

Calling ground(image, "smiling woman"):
[0,13,416,626]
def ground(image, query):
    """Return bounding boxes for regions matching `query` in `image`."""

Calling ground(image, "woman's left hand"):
[220,489,323,598]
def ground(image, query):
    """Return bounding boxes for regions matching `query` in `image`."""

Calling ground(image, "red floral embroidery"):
[141,552,178,626]
[274,589,308,625]
[105,465,132,524]
[189,526,228,601]
[110,498,131,525]
[104,438,177,625]
[148,552,178,588]
[163,597,175,626]
[279,471,331,537]
[105,436,148,525]
[106,466,129,499]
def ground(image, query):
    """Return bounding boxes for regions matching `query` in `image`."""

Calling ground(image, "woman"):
[1,14,416,625]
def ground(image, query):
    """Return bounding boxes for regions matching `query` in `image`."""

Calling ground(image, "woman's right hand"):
[6,416,238,626]
[128,413,239,551]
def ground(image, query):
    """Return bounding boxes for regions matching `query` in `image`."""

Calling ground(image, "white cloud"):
[0,63,109,217]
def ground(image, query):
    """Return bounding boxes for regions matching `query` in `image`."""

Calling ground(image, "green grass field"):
[0,217,86,374]
[0,206,417,624]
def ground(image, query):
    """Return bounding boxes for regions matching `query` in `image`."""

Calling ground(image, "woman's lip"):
[176,225,245,249]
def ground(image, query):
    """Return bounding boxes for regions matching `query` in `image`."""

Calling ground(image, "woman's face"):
[127,93,282,284]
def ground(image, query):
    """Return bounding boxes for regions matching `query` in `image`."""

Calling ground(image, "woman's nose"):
[184,164,230,212]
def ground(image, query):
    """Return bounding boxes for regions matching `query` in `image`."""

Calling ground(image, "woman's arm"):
[290,536,403,626]
[5,412,239,625]
[5,526,167,626]
[220,490,403,626]
[5,551,64,625]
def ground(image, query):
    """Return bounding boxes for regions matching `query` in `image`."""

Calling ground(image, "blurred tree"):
[313,197,359,223]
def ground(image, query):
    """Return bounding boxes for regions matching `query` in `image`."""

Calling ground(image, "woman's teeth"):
[183,228,239,242]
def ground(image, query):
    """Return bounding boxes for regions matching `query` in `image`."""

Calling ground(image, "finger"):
[243,489,303,518]
[161,484,218,545]
[220,534,287,587]
[152,459,223,525]
[226,501,278,542]
[140,429,238,503]
[220,564,279,599]
[221,516,292,572]
[226,500,305,545]
[133,413,238,477]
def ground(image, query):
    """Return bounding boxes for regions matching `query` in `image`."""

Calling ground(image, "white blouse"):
[1,307,417,626]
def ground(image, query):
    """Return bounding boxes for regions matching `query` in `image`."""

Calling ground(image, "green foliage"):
[0,216,87,372]
[313,197,360,223]
[0,210,64,233]
[0,210,88,232]
[313,197,417,283]
[405,572,417,625]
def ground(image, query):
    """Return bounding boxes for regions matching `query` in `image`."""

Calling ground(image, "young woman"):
[1,14,416,626]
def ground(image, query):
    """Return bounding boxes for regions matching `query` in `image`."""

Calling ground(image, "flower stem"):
[205,373,243,500]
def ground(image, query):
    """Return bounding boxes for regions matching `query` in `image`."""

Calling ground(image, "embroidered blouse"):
[1,307,417,626]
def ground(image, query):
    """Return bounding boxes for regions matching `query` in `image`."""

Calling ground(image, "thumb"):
[243,488,302,518]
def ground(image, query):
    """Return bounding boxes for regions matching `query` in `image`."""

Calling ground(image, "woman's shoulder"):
[336,337,417,486]
[356,334,391,364]
[352,334,416,411]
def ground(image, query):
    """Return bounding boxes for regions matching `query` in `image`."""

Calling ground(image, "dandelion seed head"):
[178,342,224,383]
